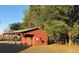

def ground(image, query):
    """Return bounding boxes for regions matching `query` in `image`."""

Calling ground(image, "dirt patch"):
[21,44,79,53]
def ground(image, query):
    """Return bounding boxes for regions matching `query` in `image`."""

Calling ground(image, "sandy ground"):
[21,44,79,53]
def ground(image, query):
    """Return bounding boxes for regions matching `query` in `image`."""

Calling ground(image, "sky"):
[0,5,29,34]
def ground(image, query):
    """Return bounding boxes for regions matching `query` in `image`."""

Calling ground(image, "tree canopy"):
[9,22,22,31]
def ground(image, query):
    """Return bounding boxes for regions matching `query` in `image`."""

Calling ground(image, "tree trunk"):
[69,39,73,45]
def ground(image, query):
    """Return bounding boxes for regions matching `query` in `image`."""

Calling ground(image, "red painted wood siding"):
[21,29,48,46]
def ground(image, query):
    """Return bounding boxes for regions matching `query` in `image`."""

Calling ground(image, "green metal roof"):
[11,28,39,33]
[3,28,39,34]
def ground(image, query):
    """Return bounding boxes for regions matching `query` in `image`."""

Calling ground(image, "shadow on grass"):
[0,43,31,53]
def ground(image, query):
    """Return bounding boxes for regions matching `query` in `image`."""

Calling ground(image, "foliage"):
[44,20,69,40]
[68,5,79,26]
[22,5,73,29]
[70,22,79,36]
[9,22,22,31]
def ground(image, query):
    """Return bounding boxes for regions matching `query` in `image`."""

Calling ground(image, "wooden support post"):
[14,34,17,45]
